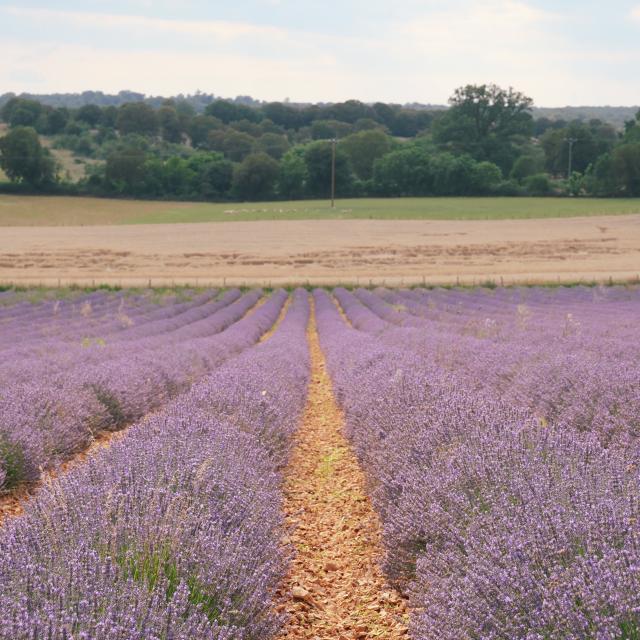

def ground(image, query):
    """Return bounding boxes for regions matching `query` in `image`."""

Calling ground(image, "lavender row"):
[0,291,152,347]
[0,289,240,386]
[315,289,640,639]
[0,290,284,492]
[332,285,640,448]
[0,288,222,353]
[0,289,226,369]
[352,286,640,447]
[0,289,267,489]
[0,289,310,639]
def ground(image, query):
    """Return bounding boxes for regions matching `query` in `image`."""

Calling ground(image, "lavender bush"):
[315,286,640,639]
[0,289,282,491]
[0,288,310,639]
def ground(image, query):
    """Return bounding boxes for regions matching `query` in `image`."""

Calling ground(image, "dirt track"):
[1,215,640,286]
[277,307,408,639]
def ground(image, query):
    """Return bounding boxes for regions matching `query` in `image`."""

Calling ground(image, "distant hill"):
[0,90,219,112]
[531,106,639,129]
[0,91,637,129]
[0,90,449,114]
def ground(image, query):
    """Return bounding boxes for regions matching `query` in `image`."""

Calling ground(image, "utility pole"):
[566,137,578,178]
[330,138,337,208]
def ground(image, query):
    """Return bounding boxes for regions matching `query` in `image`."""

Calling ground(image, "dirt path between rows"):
[277,304,408,639]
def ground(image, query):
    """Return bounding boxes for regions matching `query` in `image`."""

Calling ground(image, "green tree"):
[189,115,223,148]
[524,173,553,195]
[76,104,103,127]
[585,154,617,196]
[372,145,433,196]
[64,120,84,136]
[1,98,43,128]
[566,171,584,196]
[311,120,352,140]
[297,104,321,127]
[611,144,640,196]
[94,125,118,146]
[510,154,543,181]
[206,129,227,154]
[389,109,433,137]
[259,118,286,136]
[255,133,290,160]
[229,119,262,137]
[304,141,353,197]
[134,156,164,197]
[278,147,308,199]
[353,118,387,133]
[341,130,393,180]
[158,106,182,143]
[232,152,279,200]
[101,105,118,128]
[433,84,533,173]
[261,102,301,129]
[205,100,260,124]
[623,111,640,144]
[541,120,616,177]
[430,153,477,195]
[0,126,56,186]
[326,100,373,124]
[186,152,233,200]
[45,108,70,135]
[105,146,148,194]
[174,101,196,131]
[160,156,191,196]
[116,103,158,137]
[373,145,500,196]
[207,129,256,161]
[472,161,502,194]
[372,102,398,130]
[534,116,566,137]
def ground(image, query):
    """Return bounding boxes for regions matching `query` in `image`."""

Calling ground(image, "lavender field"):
[320,285,640,639]
[0,285,639,639]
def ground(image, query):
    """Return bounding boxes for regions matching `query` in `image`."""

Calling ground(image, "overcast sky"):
[1,1,640,106]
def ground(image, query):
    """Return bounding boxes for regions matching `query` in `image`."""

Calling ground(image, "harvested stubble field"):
[1,194,640,286]
[1,285,640,639]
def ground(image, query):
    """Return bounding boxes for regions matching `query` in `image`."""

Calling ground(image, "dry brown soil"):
[2,216,640,286]
[277,307,408,639]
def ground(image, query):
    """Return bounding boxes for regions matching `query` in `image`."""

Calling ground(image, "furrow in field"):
[260,294,292,343]
[277,303,408,640]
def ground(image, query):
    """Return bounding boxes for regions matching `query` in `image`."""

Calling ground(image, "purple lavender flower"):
[0,289,311,639]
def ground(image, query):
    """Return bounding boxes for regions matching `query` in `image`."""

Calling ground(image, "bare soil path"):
[277,304,408,639]
[2,216,640,286]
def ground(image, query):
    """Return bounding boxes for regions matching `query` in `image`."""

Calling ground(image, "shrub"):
[524,172,553,195]
[0,435,26,492]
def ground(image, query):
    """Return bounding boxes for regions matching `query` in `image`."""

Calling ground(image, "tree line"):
[1,84,639,200]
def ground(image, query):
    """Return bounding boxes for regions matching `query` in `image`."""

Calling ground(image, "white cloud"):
[1,2,639,105]
[2,6,286,41]
[632,5,640,20]
[0,40,358,102]
[397,0,558,60]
